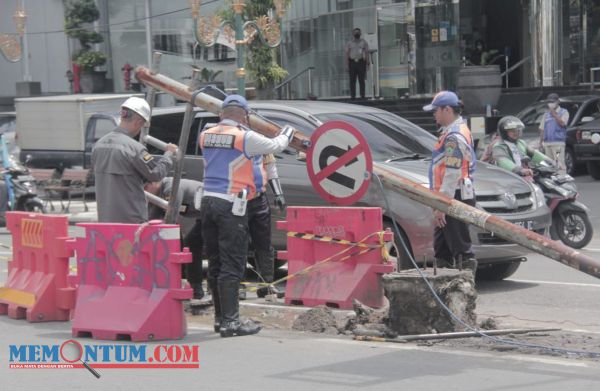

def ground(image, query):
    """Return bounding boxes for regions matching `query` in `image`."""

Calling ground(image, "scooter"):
[531,159,593,249]
[1,136,45,213]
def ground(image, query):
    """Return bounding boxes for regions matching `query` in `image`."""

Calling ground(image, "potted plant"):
[64,0,107,93]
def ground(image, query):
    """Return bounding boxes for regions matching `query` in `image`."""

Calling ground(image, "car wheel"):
[383,220,413,270]
[587,161,600,180]
[565,147,575,176]
[476,261,521,281]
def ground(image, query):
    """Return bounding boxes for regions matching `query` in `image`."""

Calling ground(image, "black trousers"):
[247,193,274,282]
[434,190,476,264]
[183,219,203,284]
[349,59,367,99]
[201,197,249,283]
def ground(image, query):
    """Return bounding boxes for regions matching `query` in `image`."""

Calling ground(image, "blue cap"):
[423,91,461,112]
[222,94,249,111]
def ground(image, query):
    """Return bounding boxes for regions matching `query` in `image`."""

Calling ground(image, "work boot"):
[218,280,261,338]
[191,282,205,300]
[208,279,221,333]
[256,285,285,299]
[254,249,280,298]
[462,257,478,273]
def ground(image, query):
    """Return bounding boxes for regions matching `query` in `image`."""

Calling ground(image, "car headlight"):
[531,183,546,208]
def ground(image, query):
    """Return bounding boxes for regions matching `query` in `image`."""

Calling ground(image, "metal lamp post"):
[190,0,290,97]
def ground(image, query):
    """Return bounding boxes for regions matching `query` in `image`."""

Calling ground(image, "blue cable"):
[372,172,600,358]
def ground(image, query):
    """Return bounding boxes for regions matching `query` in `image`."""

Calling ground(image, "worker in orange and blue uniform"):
[423,91,477,272]
[199,94,295,337]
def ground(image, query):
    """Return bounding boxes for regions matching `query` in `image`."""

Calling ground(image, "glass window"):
[93,118,117,142]
[148,112,203,155]
[316,112,435,161]
[577,99,600,123]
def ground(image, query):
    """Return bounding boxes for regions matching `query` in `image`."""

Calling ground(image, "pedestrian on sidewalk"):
[345,27,370,99]
[539,93,569,175]
[92,97,177,223]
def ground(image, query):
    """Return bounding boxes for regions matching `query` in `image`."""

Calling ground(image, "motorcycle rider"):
[492,116,553,179]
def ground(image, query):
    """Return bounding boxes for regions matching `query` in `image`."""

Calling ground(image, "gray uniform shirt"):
[345,38,369,62]
[92,127,174,223]
[148,177,203,221]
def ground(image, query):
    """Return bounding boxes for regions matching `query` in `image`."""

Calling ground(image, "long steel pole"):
[134,66,600,279]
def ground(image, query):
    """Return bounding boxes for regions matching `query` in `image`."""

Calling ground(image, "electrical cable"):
[372,172,600,358]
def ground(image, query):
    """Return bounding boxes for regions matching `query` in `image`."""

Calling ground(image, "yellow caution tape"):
[243,230,392,292]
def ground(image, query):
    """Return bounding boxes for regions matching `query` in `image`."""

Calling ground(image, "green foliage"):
[219,0,290,91]
[200,68,223,82]
[75,51,107,69]
[64,0,105,71]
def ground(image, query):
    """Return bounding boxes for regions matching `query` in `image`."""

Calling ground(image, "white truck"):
[15,94,142,169]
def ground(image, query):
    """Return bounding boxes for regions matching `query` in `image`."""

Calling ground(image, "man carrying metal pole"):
[423,91,478,272]
[145,177,208,303]
[200,94,295,337]
[248,153,286,299]
[92,97,177,223]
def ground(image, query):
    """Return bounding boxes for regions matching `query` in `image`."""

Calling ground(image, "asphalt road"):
[1,174,600,389]
[476,174,600,334]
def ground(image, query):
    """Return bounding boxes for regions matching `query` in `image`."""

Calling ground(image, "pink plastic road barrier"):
[277,207,394,309]
[68,221,192,341]
[0,212,75,322]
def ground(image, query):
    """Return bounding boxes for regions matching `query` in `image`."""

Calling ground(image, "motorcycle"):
[531,159,593,249]
[1,137,45,213]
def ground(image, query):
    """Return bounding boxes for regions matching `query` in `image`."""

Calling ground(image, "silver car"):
[147,101,552,280]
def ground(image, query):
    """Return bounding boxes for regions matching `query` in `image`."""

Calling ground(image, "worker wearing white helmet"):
[91,96,178,223]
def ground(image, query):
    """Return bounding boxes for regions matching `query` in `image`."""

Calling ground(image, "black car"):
[516,95,600,177]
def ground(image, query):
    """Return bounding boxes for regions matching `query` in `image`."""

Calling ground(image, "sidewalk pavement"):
[44,200,98,224]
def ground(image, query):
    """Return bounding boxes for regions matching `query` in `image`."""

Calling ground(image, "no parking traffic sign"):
[306,121,373,205]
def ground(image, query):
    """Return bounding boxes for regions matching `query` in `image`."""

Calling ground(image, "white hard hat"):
[121,97,151,123]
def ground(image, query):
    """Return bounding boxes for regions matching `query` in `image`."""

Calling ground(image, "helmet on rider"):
[497,115,524,142]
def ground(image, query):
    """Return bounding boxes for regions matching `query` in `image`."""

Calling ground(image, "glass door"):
[414,1,461,94]
[376,2,411,98]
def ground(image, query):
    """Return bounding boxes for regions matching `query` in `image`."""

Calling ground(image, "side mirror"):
[581,116,594,124]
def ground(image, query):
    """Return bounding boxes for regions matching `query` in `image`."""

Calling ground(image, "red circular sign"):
[306,121,373,205]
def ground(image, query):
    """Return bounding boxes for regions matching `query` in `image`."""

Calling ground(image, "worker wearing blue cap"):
[423,91,477,273]
[199,94,296,337]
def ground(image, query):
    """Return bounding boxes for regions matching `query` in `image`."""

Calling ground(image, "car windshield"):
[315,112,436,161]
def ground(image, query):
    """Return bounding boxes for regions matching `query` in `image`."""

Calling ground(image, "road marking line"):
[507,278,600,288]
[321,337,593,368]
[582,248,600,252]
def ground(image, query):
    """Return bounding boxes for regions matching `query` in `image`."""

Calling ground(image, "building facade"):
[0,0,598,99]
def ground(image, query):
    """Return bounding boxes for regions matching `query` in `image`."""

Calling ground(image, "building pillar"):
[531,0,562,87]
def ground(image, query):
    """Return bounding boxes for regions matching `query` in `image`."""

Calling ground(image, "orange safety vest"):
[429,121,476,192]
[200,124,256,199]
